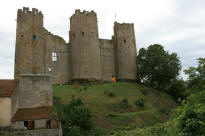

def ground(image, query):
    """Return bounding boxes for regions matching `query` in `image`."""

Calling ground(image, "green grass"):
[53,82,177,130]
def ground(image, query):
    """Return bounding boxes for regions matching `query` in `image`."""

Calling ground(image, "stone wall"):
[0,97,12,127]
[69,10,102,82]
[46,32,70,84]
[1,128,62,136]
[114,22,137,81]
[17,74,53,109]
[99,39,115,82]
[14,8,46,77]
[14,7,70,84]
[14,8,138,84]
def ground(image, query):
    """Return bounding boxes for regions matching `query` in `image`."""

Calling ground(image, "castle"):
[0,7,137,135]
[14,8,137,84]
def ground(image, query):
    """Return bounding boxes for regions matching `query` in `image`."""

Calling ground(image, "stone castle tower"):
[114,22,137,81]
[14,8,47,78]
[14,8,137,84]
[69,10,102,82]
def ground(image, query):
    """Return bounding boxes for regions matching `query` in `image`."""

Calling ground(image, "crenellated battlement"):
[114,22,134,29]
[17,7,43,16]
[17,7,44,28]
[71,9,96,19]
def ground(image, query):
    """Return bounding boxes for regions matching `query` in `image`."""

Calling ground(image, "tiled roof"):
[12,106,59,122]
[0,80,18,97]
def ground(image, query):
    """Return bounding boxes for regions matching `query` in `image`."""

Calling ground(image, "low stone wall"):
[1,128,62,136]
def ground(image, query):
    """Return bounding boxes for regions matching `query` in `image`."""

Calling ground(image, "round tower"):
[69,10,102,82]
[14,7,47,78]
[114,22,137,81]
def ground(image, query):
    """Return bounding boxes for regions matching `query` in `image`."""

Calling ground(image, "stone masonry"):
[14,8,137,84]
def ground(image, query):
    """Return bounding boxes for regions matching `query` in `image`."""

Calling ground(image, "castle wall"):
[0,97,12,127]
[46,33,70,84]
[17,74,53,109]
[2,128,62,136]
[114,22,137,81]
[14,8,138,84]
[14,8,70,84]
[99,39,115,82]
[69,10,102,82]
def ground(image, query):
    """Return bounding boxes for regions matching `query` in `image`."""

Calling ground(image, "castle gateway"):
[14,8,137,84]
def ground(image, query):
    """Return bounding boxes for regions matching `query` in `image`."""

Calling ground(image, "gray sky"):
[0,0,204,79]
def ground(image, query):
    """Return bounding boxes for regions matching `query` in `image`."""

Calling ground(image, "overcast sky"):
[0,0,204,79]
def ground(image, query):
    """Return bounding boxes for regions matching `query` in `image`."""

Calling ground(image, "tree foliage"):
[54,96,94,136]
[137,44,181,89]
[165,79,186,101]
[184,58,205,92]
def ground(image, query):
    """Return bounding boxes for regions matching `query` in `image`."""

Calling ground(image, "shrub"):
[119,99,132,109]
[122,98,128,104]
[83,86,87,91]
[108,91,116,97]
[55,95,95,136]
[141,89,148,95]
[178,105,205,136]
[165,79,186,101]
[135,98,145,107]
[69,105,94,130]
[159,108,166,114]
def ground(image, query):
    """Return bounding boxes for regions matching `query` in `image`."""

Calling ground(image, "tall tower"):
[69,10,102,82]
[14,7,47,78]
[114,22,137,81]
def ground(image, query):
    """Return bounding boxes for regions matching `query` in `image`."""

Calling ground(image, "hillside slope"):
[53,82,177,130]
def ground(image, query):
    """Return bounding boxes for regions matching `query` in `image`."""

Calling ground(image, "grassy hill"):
[53,82,177,130]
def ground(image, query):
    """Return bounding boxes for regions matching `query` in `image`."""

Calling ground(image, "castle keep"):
[14,8,137,84]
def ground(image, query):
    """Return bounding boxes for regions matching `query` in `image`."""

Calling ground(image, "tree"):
[165,79,186,101]
[54,96,94,136]
[184,58,205,92]
[137,44,181,90]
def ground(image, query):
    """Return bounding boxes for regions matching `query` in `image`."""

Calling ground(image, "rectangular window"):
[52,52,57,62]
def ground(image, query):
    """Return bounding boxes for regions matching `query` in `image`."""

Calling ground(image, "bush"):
[135,98,145,107]
[83,86,88,91]
[91,127,109,135]
[122,98,128,104]
[69,105,94,130]
[178,104,205,136]
[166,79,186,101]
[141,89,148,95]
[54,95,95,136]
[159,108,166,114]
[118,99,132,109]
[108,91,116,97]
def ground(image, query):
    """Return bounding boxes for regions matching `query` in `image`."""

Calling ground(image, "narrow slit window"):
[124,39,126,43]
[82,32,84,36]
[52,52,57,62]
[73,33,75,37]
[33,35,36,40]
